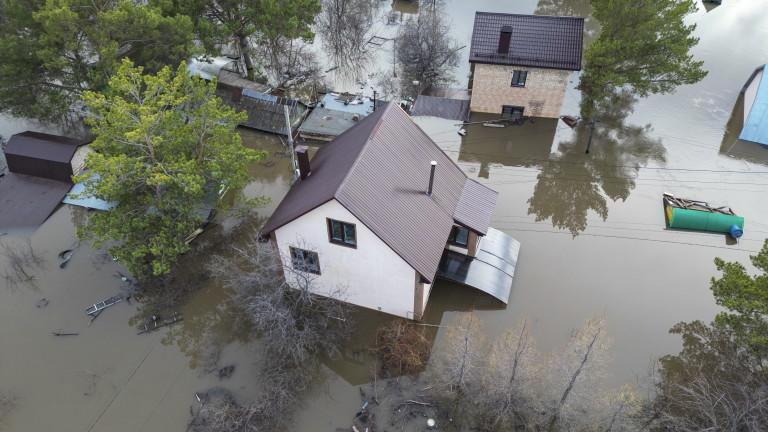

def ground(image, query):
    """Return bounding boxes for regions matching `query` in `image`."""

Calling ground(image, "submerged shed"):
[4,131,89,182]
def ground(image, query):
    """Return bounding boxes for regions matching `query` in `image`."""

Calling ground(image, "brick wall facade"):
[469,63,571,118]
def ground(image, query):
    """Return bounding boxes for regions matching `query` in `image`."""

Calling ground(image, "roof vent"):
[427,161,437,196]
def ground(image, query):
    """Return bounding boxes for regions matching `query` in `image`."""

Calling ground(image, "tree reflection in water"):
[527,90,666,235]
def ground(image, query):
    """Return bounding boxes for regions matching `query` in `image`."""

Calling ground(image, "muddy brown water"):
[2,0,768,430]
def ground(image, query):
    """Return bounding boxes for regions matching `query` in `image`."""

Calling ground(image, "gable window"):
[290,247,321,275]
[511,70,528,87]
[448,226,470,248]
[327,218,357,248]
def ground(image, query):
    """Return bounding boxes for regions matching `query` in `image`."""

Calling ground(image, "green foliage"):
[579,0,707,118]
[78,60,263,279]
[0,0,195,122]
[710,240,768,355]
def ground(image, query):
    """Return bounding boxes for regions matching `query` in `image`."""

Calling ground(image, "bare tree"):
[375,318,432,376]
[0,392,14,426]
[316,0,380,82]
[196,237,354,431]
[255,38,322,91]
[1,239,45,290]
[395,1,462,99]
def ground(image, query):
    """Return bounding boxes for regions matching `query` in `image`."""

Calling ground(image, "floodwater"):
[2,0,768,431]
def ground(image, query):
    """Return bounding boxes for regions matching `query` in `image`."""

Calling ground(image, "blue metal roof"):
[740,65,768,146]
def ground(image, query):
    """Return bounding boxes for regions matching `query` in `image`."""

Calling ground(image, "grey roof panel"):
[299,107,364,138]
[437,228,521,304]
[412,95,471,122]
[454,179,498,234]
[469,12,584,70]
[262,104,493,282]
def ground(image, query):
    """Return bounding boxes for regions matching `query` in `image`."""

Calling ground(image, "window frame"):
[326,218,357,248]
[511,70,528,87]
[447,225,470,248]
[289,246,321,275]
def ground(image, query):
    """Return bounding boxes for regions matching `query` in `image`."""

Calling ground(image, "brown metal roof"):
[4,131,86,163]
[262,103,498,282]
[455,179,498,234]
[0,173,71,229]
[469,12,584,70]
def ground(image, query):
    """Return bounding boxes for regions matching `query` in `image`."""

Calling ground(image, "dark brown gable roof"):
[262,103,498,283]
[5,131,86,163]
[469,12,584,71]
[455,179,497,234]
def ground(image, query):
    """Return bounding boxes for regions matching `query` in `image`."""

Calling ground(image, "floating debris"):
[85,295,123,316]
[136,312,183,335]
[560,115,580,128]
[58,248,75,268]
[52,330,79,336]
[35,298,49,308]
[217,365,235,380]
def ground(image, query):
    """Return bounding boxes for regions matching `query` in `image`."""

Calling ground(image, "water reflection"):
[527,91,666,235]
[316,0,383,85]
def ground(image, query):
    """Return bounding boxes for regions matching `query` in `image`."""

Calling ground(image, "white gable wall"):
[273,199,419,319]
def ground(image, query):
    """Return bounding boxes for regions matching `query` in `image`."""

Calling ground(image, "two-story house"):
[468,12,585,119]
[260,103,521,320]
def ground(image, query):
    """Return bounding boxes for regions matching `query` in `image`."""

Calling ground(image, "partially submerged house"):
[720,65,768,163]
[468,12,584,118]
[0,132,90,229]
[738,64,768,147]
[189,57,307,136]
[260,103,520,320]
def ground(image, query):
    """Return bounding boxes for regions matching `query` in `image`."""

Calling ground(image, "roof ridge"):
[335,103,393,195]
[475,11,585,20]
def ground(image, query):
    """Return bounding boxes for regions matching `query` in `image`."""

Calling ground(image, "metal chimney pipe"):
[427,161,437,195]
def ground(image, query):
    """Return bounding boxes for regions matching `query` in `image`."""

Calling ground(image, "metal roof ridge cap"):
[474,11,586,19]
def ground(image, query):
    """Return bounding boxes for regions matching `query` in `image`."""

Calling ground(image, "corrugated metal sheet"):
[298,107,364,140]
[262,103,498,282]
[454,179,497,234]
[437,228,520,304]
[469,12,584,70]
[411,95,471,121]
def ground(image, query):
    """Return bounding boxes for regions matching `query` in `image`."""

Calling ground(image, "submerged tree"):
[316,0,380,82]
[527,89,666,236]
[396,0,462,99]
[653,240,768,431]
[0,0,195,122]
[78,60,261,279]
[579,0,707,118]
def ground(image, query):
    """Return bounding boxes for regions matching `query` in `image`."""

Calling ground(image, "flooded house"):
[260,103,520,320]
[468,12,584,119]
[720,64,768,162]
[0,131,90,229]
[188,56,307,136]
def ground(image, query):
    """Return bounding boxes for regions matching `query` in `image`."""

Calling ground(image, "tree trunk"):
[239,35,255,80]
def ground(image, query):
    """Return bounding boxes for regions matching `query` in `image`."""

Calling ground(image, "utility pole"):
[284,105,297,180]
[585,118,597,154]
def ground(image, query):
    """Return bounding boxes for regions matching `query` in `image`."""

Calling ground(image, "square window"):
[327,218,357,248]
[448,226,470,247]
[290,247,321,275]
[511,70,528,87]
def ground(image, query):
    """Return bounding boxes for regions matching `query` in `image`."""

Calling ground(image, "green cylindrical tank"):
[666,206,745,233]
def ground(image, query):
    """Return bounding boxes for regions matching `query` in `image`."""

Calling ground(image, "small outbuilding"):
[4,131,89,182]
